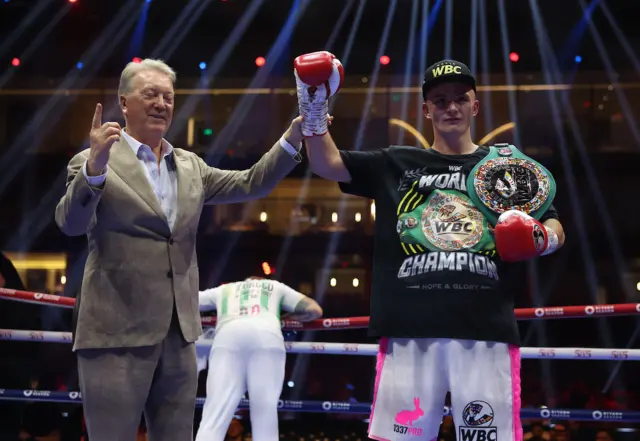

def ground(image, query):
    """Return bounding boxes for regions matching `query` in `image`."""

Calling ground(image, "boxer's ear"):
[422,102,431,119]
[472,99,479,117]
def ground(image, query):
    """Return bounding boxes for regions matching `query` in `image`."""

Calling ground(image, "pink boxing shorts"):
[368,338,522,441]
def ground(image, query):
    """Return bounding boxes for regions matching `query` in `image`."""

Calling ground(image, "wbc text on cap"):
[421,59,476,100]
[430,61,464,78]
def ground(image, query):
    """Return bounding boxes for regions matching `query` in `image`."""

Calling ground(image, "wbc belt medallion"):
[467,144,556,226]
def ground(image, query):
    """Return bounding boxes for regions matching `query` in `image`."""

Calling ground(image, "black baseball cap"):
[421,59,476,100]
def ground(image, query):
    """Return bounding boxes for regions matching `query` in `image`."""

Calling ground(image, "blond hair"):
[118,58,176,96]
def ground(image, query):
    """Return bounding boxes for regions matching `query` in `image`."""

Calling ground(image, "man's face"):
[120,69,174,138]
[423,82,479,136]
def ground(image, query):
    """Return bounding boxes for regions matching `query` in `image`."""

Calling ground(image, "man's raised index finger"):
[92,103,103,129]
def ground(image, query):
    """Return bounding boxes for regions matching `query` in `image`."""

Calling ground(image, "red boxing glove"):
[494,210,559,262]
[294,51,344,137]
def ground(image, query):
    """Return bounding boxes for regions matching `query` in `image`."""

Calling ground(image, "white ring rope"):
[0,329,636,361]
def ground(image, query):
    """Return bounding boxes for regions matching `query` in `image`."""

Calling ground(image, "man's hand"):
[87,103,121,176]
[494,210,560,262]
[284,115,335,148]
[283,116,304,147]
[294,51,343,137]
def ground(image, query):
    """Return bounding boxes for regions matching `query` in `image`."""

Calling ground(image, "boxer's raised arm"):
[305,133,351,183]
[294,51,351,183]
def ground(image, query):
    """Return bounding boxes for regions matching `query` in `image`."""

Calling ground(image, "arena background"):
[1,0,640,440]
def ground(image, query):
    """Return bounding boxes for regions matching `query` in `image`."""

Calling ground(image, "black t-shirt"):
[339,145,559,346]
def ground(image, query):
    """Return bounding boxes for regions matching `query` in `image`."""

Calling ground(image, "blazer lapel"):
[173,153,196,233]
[108,140,167,221]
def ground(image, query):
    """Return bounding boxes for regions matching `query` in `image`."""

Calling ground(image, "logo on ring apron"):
[467,144,556,226]
[459,400,496,441]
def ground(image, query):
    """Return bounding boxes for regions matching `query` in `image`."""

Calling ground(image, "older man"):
[55,58,304,441]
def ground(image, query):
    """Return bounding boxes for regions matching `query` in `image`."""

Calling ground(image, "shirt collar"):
[121,128,175,160]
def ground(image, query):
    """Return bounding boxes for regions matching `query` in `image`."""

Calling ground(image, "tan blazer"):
[55,139,298,350]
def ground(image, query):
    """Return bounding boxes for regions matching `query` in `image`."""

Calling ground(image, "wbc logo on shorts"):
[459,401,497,441]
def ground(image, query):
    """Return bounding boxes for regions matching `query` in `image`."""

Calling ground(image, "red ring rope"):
[0,287,75,307]
[1,287,639,331]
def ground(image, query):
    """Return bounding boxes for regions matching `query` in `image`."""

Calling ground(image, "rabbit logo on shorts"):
[460,400,497,441]
[392,397,424,436]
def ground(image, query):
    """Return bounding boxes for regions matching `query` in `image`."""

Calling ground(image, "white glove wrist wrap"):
[295,71,329,137]
[542,226,559,256]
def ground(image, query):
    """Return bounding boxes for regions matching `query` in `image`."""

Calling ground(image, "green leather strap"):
[466,143,556,226]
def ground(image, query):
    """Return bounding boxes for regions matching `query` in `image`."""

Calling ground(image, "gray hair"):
[118,58,177,96]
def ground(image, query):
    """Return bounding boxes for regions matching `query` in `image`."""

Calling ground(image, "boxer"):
[195,277,322,441]
[292,53,565,441]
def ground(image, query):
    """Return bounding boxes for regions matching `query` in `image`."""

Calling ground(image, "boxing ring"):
[1,287,640,423]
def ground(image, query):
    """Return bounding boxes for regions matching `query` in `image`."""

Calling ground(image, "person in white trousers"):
[195,277,323,441]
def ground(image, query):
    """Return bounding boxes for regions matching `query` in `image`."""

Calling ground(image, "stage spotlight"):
[199,62,207,70]
[575,55,582,63]
[509,52,519,63]
[76,62,84,69]
[11,57,20,67]
[255,56,266,67]
[379,55,390,65]
[68,0,77,3]
[132,57,142,63]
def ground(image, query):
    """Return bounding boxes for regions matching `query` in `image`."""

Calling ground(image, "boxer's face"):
[120,69,174,138]
[423,82,478,136]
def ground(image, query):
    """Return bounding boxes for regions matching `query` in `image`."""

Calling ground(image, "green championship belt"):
[466,143,556,226]
[398,189,496,254]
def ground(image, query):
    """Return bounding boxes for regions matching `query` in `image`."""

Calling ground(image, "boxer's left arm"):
[494,206,565,262]
[539,204,565,251]
[195,121,303,204]
[542,218,565,247]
